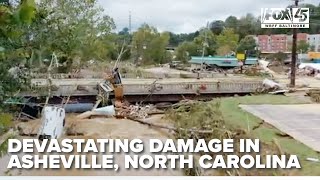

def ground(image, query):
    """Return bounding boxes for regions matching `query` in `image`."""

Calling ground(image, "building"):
[287,33,310,51]
[270,34,287,52]
[257,34,287,52]
[257,35,270,52]
[307,34,320,52]
[297,33,308,42]
[256,33,320,53]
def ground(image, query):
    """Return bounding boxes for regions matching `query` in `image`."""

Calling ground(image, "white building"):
[307,34,320,52]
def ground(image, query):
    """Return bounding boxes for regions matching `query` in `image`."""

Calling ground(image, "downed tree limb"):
[92,99,102,111]
[19,112,37,120]
[147,110,165,115]
[172,100,199,108]
[76,111,213,134]
[76,111,114,119]
[121,115,214,134]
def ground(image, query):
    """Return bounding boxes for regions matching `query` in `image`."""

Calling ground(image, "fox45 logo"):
[261,8,309,28]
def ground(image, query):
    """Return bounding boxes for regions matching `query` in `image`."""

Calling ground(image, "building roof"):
[190,56,258,64]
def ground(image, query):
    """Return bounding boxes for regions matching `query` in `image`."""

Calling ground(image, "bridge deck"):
[26,78,263,97]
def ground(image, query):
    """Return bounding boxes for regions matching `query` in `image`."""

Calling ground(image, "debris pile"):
[115,104,153,119]
[306,89,320,103]
[229,64,272,77]
[166,100,289,176]
[77,103,163,120]
[17,121,39,136]
[296,63,320,78]
[262,79,282,90]
[255,78,287,94]
[166,101,226,138]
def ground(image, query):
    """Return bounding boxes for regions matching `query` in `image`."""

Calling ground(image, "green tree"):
[0,0,36,154]
[175,41,199,63]
[237,13,258,39]
[224,16,238,32]
[210,20,225,35]
[30,0,115,71]
[119,27,130,36]
[193,28,216,56]
[216,28,239,56]
[297,40,310,53]
[168,31,199,47]
[0,0,36,104]
[131,24,169,64]
[237,36,258,56]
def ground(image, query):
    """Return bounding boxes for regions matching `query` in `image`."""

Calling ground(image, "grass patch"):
[219,94,320,175]
[0,113,13,135]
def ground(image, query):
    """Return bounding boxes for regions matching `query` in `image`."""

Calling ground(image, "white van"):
[38,106,65,140]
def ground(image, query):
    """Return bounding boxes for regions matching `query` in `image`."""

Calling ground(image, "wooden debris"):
[306,89,320,103]
[306,158,320,163]
[92,99,102,110]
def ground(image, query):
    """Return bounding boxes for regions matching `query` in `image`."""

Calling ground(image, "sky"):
[98,0,319,33]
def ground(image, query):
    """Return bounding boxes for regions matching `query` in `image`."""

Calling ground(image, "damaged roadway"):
[240,104,320,152]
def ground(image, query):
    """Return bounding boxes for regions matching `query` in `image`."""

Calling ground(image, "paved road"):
[240,104,320,152]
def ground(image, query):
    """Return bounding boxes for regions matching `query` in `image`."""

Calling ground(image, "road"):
[240,104,320,152]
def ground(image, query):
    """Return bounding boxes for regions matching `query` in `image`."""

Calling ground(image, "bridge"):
[23,78,263,103]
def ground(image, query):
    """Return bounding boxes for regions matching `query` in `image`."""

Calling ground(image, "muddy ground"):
[0,115,183,176]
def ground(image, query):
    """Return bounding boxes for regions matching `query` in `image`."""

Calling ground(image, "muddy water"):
[0,115,183,176]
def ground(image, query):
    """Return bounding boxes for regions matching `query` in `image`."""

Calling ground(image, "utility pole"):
[290,0,300,87]
[200,22,209,72]
[129,11,132,34]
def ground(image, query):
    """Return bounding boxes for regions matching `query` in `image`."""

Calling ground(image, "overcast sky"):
[98,0,319,33]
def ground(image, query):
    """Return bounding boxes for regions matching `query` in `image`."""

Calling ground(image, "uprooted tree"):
[166,101,290,176]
